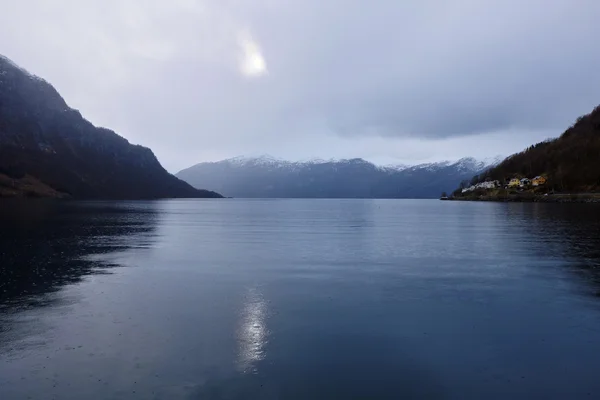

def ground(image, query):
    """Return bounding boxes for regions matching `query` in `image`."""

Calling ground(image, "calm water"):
[1,199,600,399]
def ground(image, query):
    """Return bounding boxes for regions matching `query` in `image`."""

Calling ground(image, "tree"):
[450,104,600,195]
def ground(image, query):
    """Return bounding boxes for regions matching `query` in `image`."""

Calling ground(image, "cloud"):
[0,0,599,171]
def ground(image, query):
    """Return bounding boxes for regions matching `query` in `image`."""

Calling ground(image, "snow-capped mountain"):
[176,156,500,198]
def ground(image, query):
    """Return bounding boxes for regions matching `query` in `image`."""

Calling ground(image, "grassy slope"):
[0,173,69,198]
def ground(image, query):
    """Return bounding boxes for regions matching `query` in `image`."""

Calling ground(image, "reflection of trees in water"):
[0,201,158,311]
[515,204,600,296]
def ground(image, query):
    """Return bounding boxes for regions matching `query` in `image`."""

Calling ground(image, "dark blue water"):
[1,199,600,399]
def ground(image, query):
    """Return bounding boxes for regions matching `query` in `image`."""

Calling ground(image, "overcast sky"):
[1,0,599,172]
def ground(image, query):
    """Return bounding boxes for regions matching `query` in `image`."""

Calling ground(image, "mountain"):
[460,104,600,194]
[176,156,498,199]
[0,55,221,199]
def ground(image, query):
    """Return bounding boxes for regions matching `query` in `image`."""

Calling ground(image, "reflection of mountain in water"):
[0,201,159,311]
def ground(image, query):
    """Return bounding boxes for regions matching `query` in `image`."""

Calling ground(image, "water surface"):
[1,199,600,399]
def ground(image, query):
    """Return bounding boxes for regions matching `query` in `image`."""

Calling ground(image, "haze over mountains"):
[177,156,500,199]
[0,55,221,199]
[0,53,500,200]
[3,52,596,201]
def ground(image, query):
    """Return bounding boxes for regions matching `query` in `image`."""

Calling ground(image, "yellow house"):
[532,176,547,186]
[508,178,521,188]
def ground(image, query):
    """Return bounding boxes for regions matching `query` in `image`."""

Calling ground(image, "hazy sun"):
[238,33,267,77]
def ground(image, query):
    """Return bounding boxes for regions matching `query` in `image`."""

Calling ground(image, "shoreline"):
[451,193,600,203]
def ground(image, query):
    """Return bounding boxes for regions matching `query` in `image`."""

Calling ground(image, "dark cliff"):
[0,55,221,199]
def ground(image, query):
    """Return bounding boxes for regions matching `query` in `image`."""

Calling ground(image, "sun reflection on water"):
[237,287,269,374]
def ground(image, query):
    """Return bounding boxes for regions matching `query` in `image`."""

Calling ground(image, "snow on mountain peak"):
[225,155,291,167]
[482,155,505,166]
[218,155,501,174]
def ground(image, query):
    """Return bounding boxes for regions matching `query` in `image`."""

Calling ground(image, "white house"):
[520,178,531,187]
[476,181,499,190]
[462,180,500,193]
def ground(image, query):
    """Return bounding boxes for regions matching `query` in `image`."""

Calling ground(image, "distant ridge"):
[177,156,499,198]
[0,55,222,199]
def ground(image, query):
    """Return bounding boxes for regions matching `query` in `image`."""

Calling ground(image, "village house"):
[477,180,500,190]
[508,178,520,188]
[520,178,531,187]
[532,176,547,186]
[462,180,500,193]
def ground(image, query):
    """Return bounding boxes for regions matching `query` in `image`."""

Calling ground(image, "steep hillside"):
[468,105,600,193]
[177,156,497,199]
[0,55,221,199]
